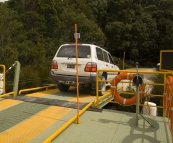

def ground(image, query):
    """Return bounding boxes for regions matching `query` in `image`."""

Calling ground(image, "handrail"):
[95,69,173,112]
[18,84,57,95]
[93,86,123,107]
[94,69,173,136]
[43,102,93,143]
[0,92,15,98]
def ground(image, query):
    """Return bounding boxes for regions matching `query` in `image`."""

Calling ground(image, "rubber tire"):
[99,76,106,96]
[58,83,70,92]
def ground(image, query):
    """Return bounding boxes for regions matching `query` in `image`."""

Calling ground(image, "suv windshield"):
[57,45,91,58]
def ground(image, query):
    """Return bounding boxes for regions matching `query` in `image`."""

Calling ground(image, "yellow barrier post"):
[0,64,6,95]
[163,73,167,117]
[96,70,99,107]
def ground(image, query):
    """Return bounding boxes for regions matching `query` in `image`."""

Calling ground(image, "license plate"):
[67,64,75,68]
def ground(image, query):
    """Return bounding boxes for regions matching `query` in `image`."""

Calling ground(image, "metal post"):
[135,62,153,127]
[136,87,139,125]
[135,62,139,126]
[74,24,80,124]
[13,61,20,97]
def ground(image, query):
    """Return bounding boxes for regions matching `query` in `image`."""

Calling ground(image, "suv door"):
[95,47,114,80]
[102,50,116,80]
[95,47,107,70]
[108,53,119,79]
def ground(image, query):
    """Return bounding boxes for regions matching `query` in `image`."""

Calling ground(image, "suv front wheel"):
[58,83,70,92]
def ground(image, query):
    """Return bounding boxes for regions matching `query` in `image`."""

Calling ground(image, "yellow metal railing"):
[93,86,123,107]
[95,69,173,115]
[0,92,15,98]
[18,84,57,95]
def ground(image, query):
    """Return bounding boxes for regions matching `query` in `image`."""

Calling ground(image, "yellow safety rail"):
[43,102,93,143]
[18,84,57,95]
[0,64,6,94]
[0,92,15,98]
[95,69,173,111]
[93,86,123,107]
[95,69,173,133]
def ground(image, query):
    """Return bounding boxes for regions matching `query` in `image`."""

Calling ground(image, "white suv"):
[50,43,119,95]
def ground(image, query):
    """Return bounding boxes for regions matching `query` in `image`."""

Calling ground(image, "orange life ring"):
[111,72,145,105]
[164,76,173,130]
[164,76,173,116]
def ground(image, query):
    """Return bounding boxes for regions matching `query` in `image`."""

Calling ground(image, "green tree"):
[146,0,173,62]
[58,8,106,46]
[0,3,23,47]
[105,0,158,66]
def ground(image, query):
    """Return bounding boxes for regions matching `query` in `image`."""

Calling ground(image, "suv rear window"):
[57,45,91,58]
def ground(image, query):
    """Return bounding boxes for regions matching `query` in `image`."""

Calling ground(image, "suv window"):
[96,47,104,61]
[57,45,91,58]
[108,53,115,64]
[103,50,109,63]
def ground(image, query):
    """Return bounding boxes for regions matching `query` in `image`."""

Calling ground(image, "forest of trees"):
[0,0,173,90]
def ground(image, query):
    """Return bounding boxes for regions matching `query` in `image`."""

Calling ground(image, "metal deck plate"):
[52,109,172,143]
[4,95,89,109]
[0,102,49,133]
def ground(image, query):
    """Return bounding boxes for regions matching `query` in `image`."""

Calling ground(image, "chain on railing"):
[0,61,20,97]
[0,62,17,95]
[0,63,16,80]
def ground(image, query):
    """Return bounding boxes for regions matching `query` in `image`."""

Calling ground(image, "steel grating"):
[4,95,89,109]
[0,102,49,133]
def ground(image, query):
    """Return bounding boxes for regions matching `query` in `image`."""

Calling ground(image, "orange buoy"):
[164,76,173,116]
[164,76,173,129]
[111,72,145,105]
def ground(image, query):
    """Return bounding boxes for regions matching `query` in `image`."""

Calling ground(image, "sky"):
[0,0,8,2]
